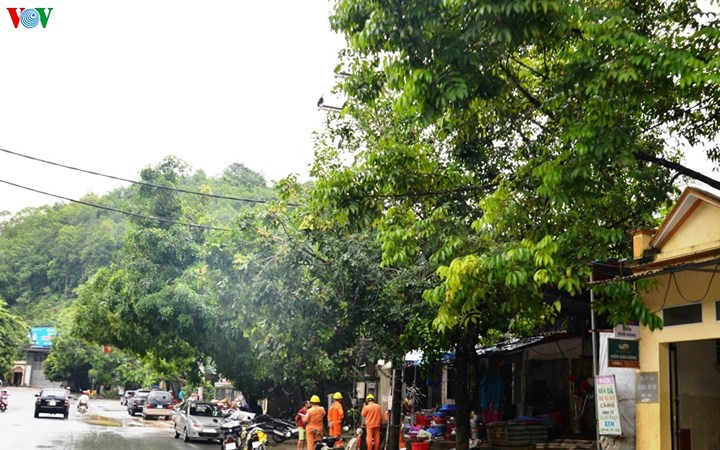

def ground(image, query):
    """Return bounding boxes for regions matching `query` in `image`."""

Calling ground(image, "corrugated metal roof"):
[476,331,573,357]
[589,256,720,285]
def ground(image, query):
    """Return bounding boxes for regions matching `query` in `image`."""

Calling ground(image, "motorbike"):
[344,428,363,450]
[219,418,243,450]
[314,427,363,450]
[0,394,8,412]
[313,436,340,450]
[221,422,268,450]
[253,414,298,443]
[77,402,88,414]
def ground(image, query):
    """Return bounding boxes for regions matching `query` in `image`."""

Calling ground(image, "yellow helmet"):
[366,393,375,401]
[333,392,343,400]
[310,395,321,403]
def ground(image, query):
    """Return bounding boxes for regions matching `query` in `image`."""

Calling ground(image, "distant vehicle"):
[142,390,173,420]
[128,390,150,416]
[173,401,223,443]
[121,390,136,406]
[34,388,69,419]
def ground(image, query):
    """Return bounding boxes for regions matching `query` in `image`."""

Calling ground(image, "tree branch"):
[635,151,720,191]
[510,56,548,81]
[498,64,555,120]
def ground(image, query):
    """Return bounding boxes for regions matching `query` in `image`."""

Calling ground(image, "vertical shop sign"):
[595,374,622,435]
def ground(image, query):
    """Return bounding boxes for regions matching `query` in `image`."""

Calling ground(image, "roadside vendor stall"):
[471,331,596,447]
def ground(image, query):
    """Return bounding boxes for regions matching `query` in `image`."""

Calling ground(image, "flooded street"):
[1,386,219,449]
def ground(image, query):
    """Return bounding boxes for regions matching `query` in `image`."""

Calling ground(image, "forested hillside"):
[0,158,275,385]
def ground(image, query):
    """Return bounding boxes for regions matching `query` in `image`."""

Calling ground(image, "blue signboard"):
[30,327,56,348]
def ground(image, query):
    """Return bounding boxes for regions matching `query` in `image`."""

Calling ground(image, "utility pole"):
[386,364,403,450]
[590,271,602,450]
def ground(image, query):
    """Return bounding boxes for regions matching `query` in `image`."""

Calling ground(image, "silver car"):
[173,401,223,443]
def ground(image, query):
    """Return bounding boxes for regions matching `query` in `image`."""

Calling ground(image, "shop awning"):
[476,331,577,357]
[404,332,580,364]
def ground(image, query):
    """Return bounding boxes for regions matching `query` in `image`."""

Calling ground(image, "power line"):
[0,178,232,232]
[0,147,284,205]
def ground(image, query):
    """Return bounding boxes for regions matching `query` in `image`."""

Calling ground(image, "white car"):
[120,390,135,406]
[174,401,223,443]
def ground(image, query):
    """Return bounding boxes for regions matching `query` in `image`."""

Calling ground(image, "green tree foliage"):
[0,198,126,321]
[205,190,444,395]
[45,334,160,392]
[320,1,720,448]
[0,300,29,380]
[44,334,96,389]
[75,159,221,364]
[73,157,275,388]
[0,156,276,389]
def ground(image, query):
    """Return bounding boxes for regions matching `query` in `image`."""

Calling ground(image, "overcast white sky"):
[0,1,345,213]
[0,1,717,214]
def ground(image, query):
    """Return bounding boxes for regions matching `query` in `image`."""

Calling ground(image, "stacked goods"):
[487,422,549,447]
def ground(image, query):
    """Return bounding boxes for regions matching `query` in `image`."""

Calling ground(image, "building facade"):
[630,188,720,450]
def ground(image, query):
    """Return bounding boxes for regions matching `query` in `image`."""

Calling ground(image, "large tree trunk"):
[387,364,403,450]
[454,324,479,450]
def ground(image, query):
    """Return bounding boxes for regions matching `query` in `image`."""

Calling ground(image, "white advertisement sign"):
[596,374,622,436]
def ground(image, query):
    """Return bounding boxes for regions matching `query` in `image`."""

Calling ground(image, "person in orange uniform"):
[361,394,382,450]
[328,392,345,447]
[303,395,326,450]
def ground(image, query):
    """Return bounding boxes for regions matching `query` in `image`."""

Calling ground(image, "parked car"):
[142,390,173,420]
[174,401,223,442]
[34,388,69,419]
[120,390,136,406]
[128,390,150,416]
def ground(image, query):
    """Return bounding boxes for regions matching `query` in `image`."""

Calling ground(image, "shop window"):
[663,304,702,326]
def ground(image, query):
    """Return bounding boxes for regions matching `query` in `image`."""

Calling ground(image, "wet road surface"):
[0,386,221,449]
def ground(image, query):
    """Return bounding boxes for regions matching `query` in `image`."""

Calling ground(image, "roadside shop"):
[620,187,720,450]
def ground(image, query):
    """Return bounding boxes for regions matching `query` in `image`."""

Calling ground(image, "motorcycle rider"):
[328,392,344,447]
[0,389,9,410]
[77,390,90,411]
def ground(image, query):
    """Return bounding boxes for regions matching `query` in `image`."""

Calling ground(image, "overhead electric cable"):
[0,147,289,205]
[0,178,231,232]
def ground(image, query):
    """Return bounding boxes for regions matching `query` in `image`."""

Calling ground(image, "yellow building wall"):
[656,201,720,261]
[637,268,720,450]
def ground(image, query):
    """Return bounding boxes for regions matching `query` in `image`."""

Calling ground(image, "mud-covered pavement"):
[0,386,222,449]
